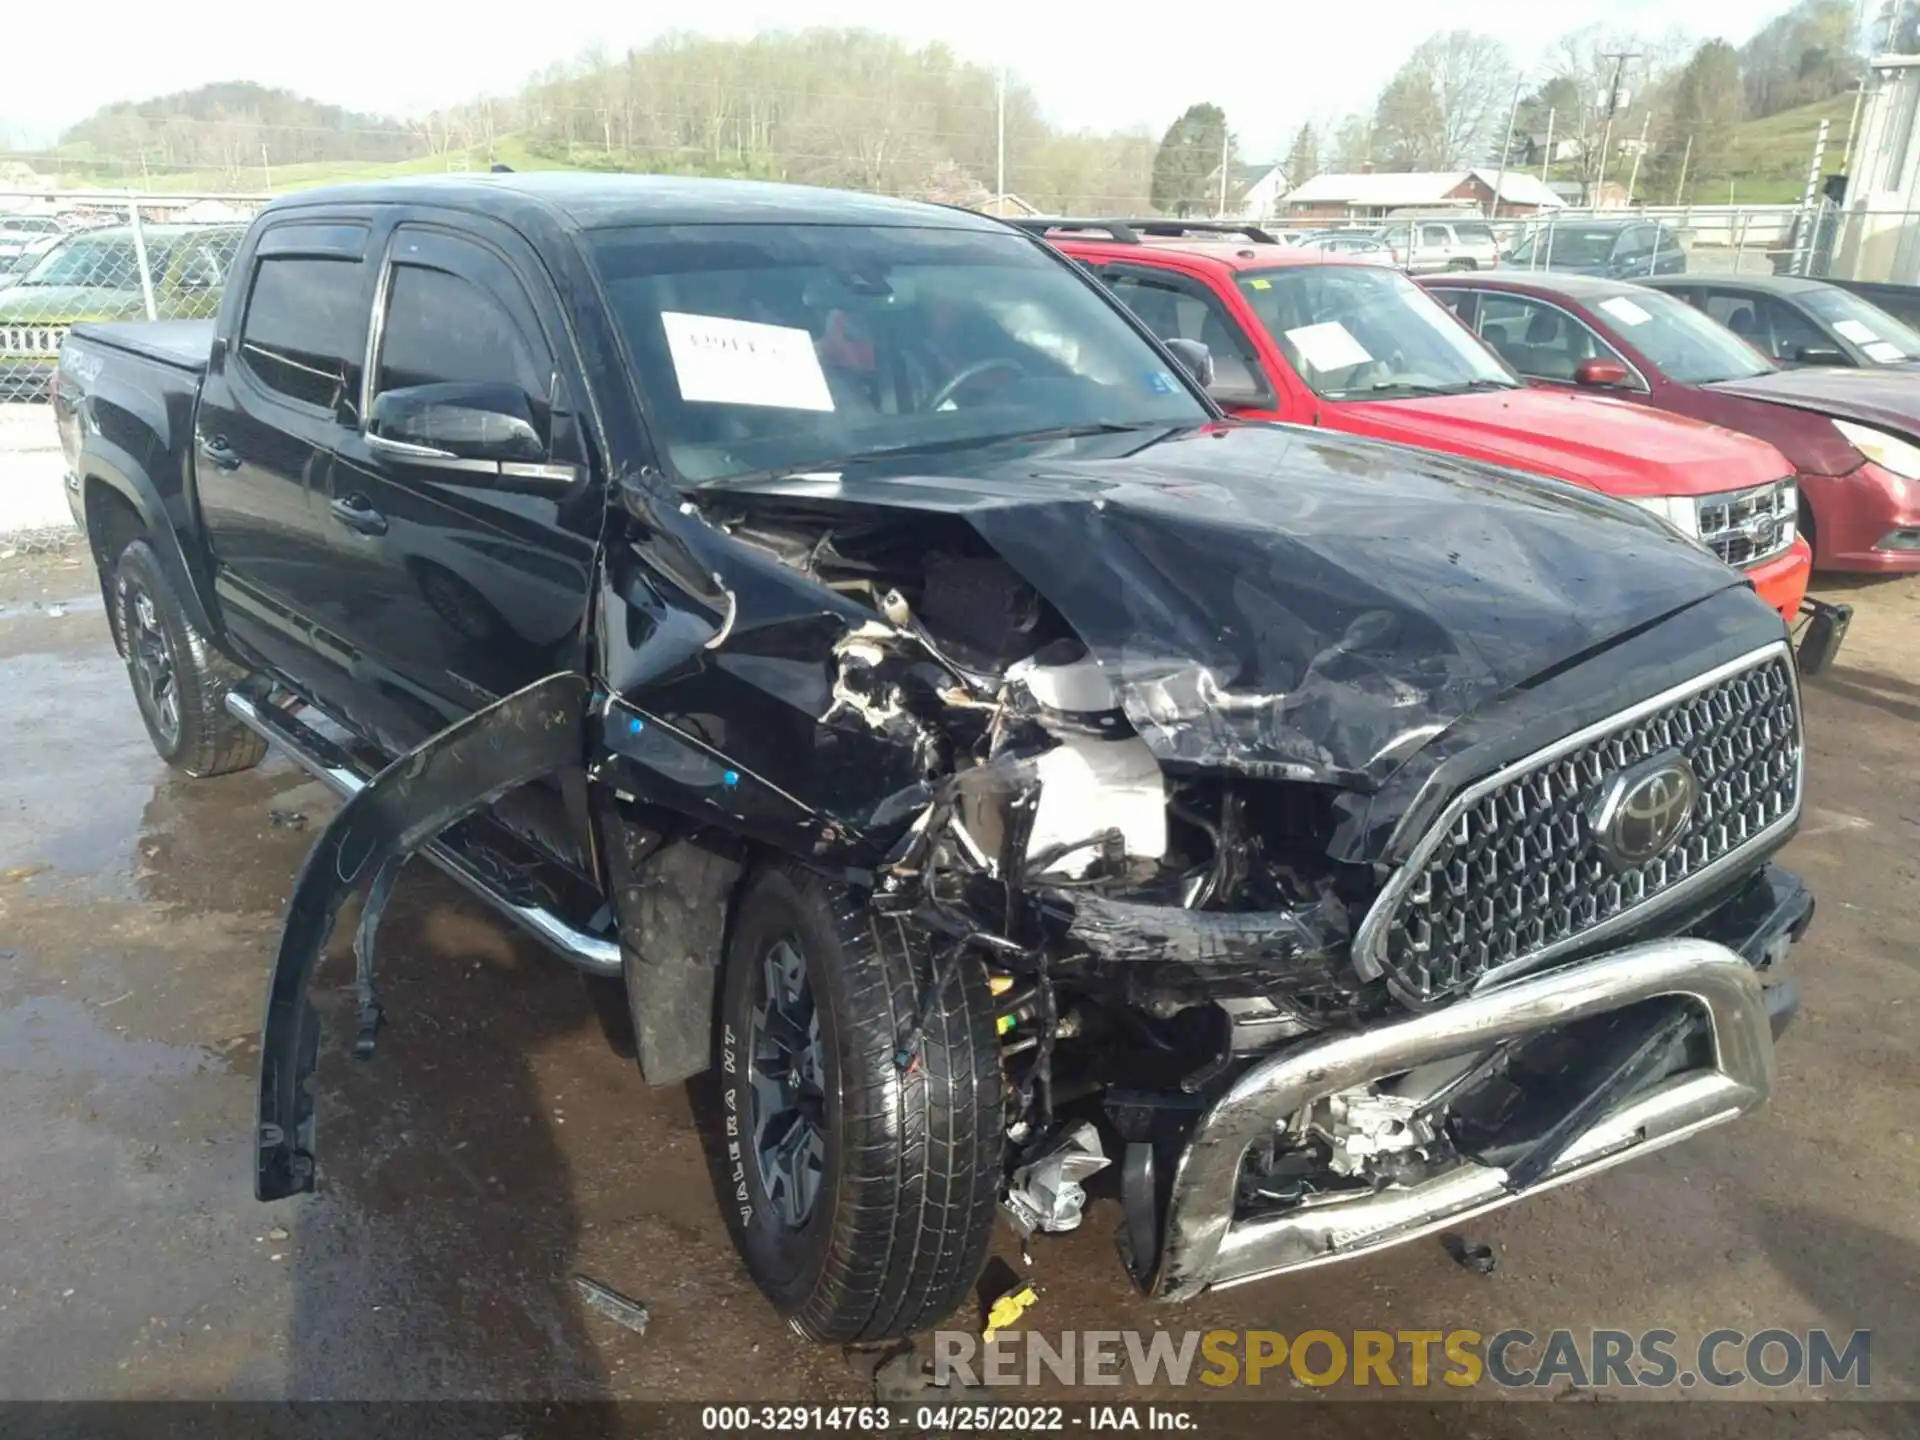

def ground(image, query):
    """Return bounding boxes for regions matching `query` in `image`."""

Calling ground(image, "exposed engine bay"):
[651,479,1811,1293]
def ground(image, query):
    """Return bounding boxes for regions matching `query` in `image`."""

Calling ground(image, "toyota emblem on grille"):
[1590,752,1698,868]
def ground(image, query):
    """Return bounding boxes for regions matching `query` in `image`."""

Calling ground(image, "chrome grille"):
[1700,479,1795,568]
[0,325,66,358]
[1359,646,1802,1004]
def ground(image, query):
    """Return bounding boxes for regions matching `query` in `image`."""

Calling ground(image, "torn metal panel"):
[599,808,746,1086]
[1047,889,1350,991]
[703,423,1753,791]
[255,673,590,1203]
[596,521,957,856]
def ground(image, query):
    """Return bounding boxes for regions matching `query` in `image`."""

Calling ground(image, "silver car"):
[1374,217,1502,274]
[1295,232,1396,261]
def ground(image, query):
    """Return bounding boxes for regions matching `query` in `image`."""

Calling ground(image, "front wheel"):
[114,540,266,777]
[716,862,1003,1342]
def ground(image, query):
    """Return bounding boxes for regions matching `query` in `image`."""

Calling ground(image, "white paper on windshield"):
[1833,318,1879,343]
[1865,339,1905,363]
[661,311,834,411]
[1284,321,1373,372]
[1598,296,1653,327]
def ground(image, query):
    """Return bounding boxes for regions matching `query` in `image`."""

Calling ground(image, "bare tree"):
[1372,31,1517,170]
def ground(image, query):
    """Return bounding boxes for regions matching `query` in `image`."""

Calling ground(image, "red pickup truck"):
[1028,222,1813,626]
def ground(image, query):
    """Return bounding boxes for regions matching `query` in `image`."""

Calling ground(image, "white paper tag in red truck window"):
[661,311,835,411]
[1284,321,1373,372]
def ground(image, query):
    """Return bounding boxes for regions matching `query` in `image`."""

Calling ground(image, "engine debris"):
[573,1273,651,1334]
[1002,1120,1110,1238]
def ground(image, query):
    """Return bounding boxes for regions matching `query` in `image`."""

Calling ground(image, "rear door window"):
[1703,290,1824,363]
[1471,293,1620,382]
[1421,224,1451,248]
[376,264,548,398]
[238,256,368,411]
[1100,266,1270,398]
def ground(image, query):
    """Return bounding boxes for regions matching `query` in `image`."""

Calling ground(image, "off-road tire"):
[114,540,266,777]
[717,861,1003,1343]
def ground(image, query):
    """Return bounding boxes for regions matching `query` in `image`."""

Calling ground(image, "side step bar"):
[226,691,622,978]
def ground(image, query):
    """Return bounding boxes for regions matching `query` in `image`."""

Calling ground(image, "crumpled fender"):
[255,673,590,1202]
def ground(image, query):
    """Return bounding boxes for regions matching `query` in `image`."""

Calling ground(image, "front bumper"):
[1746,536,1812,625]
[1805,462,1920,574]
[1140,871,1810,1302]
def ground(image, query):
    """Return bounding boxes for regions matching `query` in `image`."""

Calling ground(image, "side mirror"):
[368,382,544,463]
[1574,358,1631,388]
[1162,337,1214,388]
[1793,344,1847,365]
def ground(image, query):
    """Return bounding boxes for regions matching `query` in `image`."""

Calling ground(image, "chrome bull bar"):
[1148,939,1775,1301]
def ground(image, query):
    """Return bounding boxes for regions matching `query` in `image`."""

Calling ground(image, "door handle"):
[329,494,389,536]
[198,435,241,471]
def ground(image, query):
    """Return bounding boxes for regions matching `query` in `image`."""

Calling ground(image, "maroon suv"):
[1424,270,1920,574]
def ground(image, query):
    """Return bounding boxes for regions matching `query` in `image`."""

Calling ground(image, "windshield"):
[587,223,1208,482]
[17,236,166,289]
[1591,287,1774,383]
[1802,287,1920,363]
[1235,264,1518,399]
[1508,227,1619,267]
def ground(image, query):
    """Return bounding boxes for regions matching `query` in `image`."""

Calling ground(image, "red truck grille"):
[1701,479,1796,568]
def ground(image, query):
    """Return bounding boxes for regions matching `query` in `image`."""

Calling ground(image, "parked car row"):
[1426,272,1920,575]
[1020,216,1919,582]
[53,174,1828,1347]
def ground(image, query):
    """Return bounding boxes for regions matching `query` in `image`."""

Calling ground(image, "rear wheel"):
[716,862,1002,1342]
[114,540,265,777]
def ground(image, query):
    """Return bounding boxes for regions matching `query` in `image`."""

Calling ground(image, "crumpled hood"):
[712,422,1752,790]
[1712,366,1920,437]
[1333,388,1791,498]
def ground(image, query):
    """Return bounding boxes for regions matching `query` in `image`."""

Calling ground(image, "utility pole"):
[1592,50,1640,207]
[1623,111,1652,206]
[995,66,1006,201]
[1217,124,1231,218]
[1490,71,1526,219]
[261,143,273,193]
[1672,134,1693,206]
[1539,107,1555,183]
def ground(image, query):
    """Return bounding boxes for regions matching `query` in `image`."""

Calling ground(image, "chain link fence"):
[1484,202,1920,284]
[0,192,266,405]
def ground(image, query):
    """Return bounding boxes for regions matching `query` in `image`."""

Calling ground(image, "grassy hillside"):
[1720,92,1858,203]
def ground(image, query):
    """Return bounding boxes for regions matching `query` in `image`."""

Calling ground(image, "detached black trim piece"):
[255,672,589,1202]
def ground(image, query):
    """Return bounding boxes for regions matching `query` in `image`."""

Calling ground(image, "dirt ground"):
[1,544,1916,1430]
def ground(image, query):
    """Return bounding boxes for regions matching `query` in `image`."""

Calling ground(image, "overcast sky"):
[4,0,1808,158]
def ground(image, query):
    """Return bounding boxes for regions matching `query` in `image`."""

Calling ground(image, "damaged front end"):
[252,421,1816,1308]
[664,450,1816,1303]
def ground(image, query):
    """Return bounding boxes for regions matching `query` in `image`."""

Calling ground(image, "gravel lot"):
[0,544,1915,1433]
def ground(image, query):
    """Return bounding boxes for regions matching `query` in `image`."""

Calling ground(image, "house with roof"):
[1203,162,1288,219]
[1280,168,1564,223]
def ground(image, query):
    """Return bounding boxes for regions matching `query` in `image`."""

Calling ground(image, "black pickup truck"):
[54,174,1815,1342]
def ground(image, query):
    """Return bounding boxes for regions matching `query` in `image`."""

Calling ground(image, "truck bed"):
[69,319,214,373]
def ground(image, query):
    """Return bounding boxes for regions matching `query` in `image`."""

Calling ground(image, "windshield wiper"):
[698,422,1174,490]
[1327,379,1515,399]
[855,420,1172,460]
